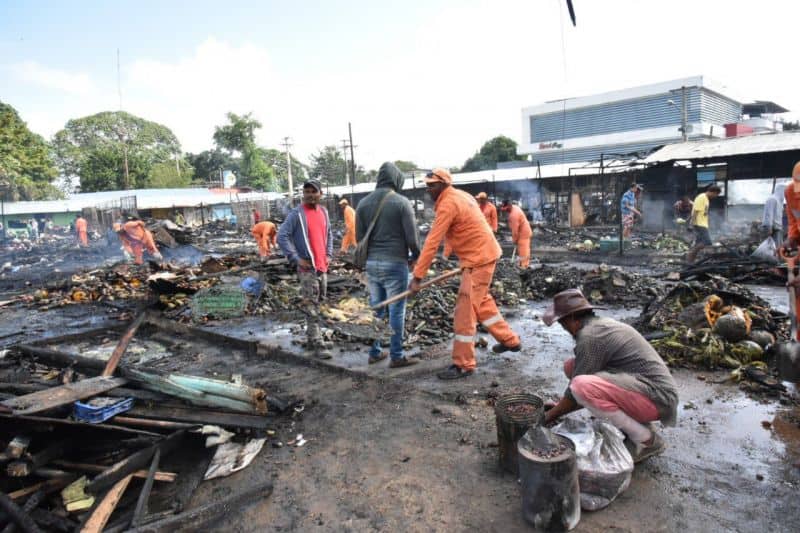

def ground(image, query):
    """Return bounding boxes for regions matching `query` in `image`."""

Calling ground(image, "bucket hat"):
[542,289,597,326]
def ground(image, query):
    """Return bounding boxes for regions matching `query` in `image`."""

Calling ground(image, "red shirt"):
[303,204,329,273]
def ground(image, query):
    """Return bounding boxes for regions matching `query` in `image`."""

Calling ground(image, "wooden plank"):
[102,312,146,377]
[0,413,163,439]
[80,474,133,533]
[125,405,272,430]
[7,477,74,501]
[126,482,273,533]
[52,461,176,482]
[130,449,160,527]
[0,377,127,415]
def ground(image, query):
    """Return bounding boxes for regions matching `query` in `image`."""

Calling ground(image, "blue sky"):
[3,0,800,171]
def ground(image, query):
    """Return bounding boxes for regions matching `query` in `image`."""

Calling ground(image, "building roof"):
[1,188,285,216]
[742,100,789,115]
[642,131,800,164]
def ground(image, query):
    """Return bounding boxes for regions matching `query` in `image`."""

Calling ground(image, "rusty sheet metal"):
[1,376,128,415]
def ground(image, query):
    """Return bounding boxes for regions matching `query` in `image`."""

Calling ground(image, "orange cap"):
[424,168,452,185]
[793,161,800,179]
[475,192,488,200]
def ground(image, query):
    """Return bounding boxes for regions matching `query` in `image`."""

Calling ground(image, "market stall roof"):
[2,188,285,216]
[642,131,800,164]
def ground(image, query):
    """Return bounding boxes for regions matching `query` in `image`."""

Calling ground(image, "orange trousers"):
[257,238,273,257]
[78,230,88,247]
[452,262,520,370]
[516,236,531,268]
[341,229,356,252]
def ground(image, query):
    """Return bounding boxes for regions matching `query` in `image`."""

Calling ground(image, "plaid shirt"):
[568,316,678,426]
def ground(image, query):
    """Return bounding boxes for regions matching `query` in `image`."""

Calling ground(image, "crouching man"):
[542,289,678,463]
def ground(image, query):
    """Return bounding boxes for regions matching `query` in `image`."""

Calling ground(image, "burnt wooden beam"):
[102,312,147,377]
[7,441,72,477]
[0,493,40,533]
[124,405,272,430]
[0,413,163,439]
[130,448,160,528]
[51,460,176,482]
[0,377,127,415]
[125,481,273,533]
[0,491,44,533]
[86,430,185,495]
[6,477,75,501]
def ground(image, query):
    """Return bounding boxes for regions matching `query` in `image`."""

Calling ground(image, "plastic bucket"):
[494,393,544,475]
[518,434,580,531]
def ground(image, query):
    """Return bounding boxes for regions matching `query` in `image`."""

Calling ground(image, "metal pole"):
[1,190,5,242]
[348,122,356,185]
[341,140,349,186]
[681,85,688,142]
[618,176,624,256]
[282,137,293,207]
[600,154,606,223]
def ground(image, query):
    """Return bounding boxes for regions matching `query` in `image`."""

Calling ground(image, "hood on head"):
[376,162,405,191]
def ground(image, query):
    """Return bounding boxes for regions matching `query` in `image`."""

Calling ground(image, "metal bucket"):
[494,393,544,475]
[518,434,581,531]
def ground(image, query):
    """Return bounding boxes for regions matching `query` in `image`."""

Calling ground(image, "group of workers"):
[270,164,676,462]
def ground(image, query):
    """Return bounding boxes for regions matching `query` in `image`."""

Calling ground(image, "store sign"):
[538,141,564,150]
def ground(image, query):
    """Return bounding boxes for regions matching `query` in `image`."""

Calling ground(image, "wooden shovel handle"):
[102,312,146,377]
[371,268,462,310]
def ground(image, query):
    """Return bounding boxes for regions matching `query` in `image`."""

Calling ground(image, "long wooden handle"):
[102,312,146,377]
[371,268,462,310]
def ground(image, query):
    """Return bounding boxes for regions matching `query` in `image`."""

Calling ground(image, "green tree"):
[460,135,525,172]
[309,145,347,186]
[258,148,307,192]
[52,111,181,192]
[393,160,418,173]
[0,101,60,200]
[147,159,194,188]
[186,149,240,185]
[213,112,274,190]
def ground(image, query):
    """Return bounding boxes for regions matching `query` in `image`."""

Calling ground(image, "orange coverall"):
[507,205,533,268]
[252,221,278,257]
[413,186,520,371]
[480,202,498,232]
[120,221,159,265]
[341,205,357,251]
[75,217,88,247]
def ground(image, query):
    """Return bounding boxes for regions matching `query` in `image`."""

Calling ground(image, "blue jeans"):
[366,260,409,360]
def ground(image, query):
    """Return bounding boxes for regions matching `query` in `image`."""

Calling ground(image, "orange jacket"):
[343,205,356,235]
[251,221,278,243]
[786,186,800,240]
[480,202,498,232]
[75,217,87,234]
[413,186,501,279]
[507,205,532,242]
[121,220,158,254]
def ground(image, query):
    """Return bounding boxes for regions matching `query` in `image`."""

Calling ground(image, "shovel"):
[371,268,462,310]
[774,248,800,382]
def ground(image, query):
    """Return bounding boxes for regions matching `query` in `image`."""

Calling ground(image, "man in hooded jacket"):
[761,183,786,244]
[356,162,420,367]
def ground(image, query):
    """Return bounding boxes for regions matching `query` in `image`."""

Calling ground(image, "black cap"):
[303,179,322,192]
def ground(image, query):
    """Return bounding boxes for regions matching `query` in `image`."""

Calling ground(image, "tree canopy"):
[52,111,181,192]
[186,149,240,185]
[213,112,274,190]
[0,101,60,200]
[258,148,307,192]
[309,145,348,186]
[460,135,526,172]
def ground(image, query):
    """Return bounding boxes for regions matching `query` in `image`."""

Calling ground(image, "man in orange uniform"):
[475,192,498,232]
[116,220,162,264]
[409,169,522,380]
[501,200,533,268]
[75,215,89,247]
[782,162,800,341]
[251,220,278,259]
[338,199,357,252]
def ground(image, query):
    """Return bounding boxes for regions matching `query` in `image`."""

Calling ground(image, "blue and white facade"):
[519,76,742,165]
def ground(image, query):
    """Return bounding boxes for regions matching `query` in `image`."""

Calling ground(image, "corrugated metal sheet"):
[2,188,284,216]
[642,131,800,163]
[533,140,667,166]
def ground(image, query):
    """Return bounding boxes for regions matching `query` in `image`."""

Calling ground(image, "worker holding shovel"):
[409,168,522,380]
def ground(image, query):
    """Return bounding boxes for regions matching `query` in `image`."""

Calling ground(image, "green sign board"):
[191,284,247,321]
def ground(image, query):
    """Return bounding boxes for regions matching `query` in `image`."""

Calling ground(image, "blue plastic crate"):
[73,397,134,424]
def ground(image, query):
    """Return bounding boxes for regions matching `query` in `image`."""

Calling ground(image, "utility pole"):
[348,123,356,185]
[281,137,294,206]
[680,85,688,142]
[341,140,350,186]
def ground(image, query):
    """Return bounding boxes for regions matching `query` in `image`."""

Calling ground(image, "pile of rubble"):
[634,275,786,370]
[520,264,662,307]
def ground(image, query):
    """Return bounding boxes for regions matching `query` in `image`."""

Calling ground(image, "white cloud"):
[11,61,95,95]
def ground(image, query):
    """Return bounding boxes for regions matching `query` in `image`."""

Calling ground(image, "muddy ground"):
[3,286,799,532]
[1,235,799,532]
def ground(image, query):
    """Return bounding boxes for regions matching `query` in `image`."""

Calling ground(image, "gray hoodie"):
[355,162,420,262]
[762,183,786,231]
